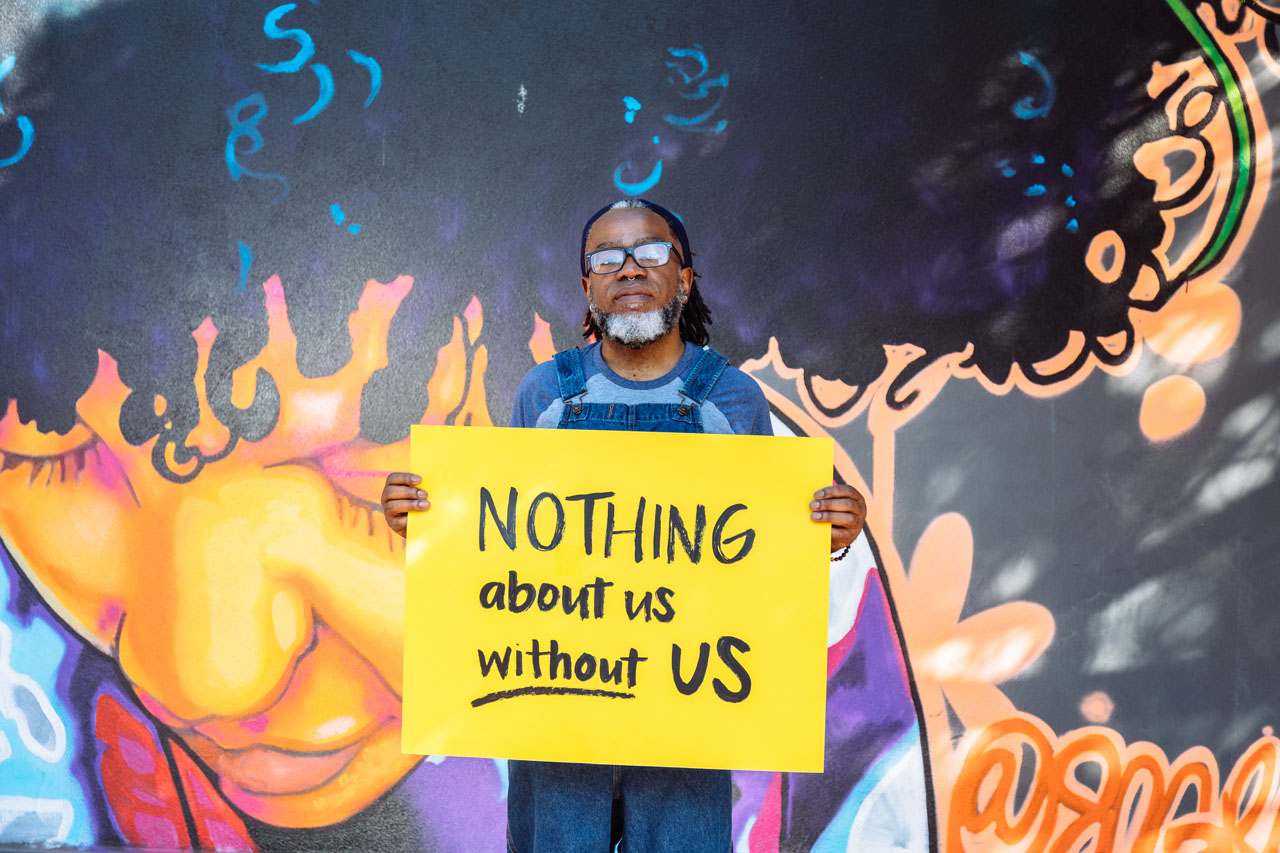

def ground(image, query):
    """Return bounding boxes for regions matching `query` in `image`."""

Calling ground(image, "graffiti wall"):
[1,0,1277,849]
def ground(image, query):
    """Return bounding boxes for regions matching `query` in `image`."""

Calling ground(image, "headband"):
[580,198,692,276]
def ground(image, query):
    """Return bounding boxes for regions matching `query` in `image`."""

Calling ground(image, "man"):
[382,198,865,851]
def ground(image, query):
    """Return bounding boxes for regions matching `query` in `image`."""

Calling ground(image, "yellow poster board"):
[403,425,831,772]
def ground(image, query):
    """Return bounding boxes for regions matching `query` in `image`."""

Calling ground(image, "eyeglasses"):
[584,241,682,275]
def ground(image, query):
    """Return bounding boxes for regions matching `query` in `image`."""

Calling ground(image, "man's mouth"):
[612,288,654,308]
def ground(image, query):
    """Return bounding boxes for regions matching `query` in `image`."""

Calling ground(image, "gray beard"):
[590,289,687,349]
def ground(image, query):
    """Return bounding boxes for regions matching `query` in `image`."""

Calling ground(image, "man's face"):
[581,207,694,343]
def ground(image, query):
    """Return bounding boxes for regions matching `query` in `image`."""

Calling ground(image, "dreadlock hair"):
[580,199,713,347]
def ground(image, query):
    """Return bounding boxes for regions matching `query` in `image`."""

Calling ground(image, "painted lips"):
[214,737,367,797]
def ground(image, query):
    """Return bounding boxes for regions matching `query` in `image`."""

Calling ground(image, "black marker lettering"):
[479,579,504,610]
[712,504,755,564]
[548,639,572,680]
[605,497,646,561]
[625,589,653,621]
[713,636,752,702]
[508,570,535,613]
[599,656,623,685]
[652,503,663,560]
[621,647,647,688]
[671,642,710,694]
[562,584,590,619]
[537,582,559,611]
[565,491,614,555]
[653,587,676,623]
[529,638,546,678]
[527,491,565,551]
[478,647,511,678]
[479,486,518,551]
[668,504,705,564]
[589,576,613,619]
[574,652,597,681]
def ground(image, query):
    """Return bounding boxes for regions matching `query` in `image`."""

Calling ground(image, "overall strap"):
[678,347,730,408]
[552,348,588,402]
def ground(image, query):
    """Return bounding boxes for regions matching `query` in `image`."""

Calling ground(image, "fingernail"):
[417,490,427,498]
[809,501,820,509]
[410,475,421,483]
[811,512,822,521]
[418,500,430,509]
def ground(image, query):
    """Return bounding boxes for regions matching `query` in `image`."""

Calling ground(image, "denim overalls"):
[506,346,733,852]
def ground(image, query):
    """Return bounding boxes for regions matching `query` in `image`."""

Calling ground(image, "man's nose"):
[615,255,647,278]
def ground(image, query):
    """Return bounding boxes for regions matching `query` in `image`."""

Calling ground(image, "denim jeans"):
[506,760,731,852]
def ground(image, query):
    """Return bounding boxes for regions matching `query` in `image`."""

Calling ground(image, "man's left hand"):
[810,484,866,554]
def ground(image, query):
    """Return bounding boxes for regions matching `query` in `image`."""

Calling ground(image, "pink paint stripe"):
[324,468,393,478]
[749,772,782,852]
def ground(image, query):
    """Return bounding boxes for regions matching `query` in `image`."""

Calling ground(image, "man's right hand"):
[381,472,429,538]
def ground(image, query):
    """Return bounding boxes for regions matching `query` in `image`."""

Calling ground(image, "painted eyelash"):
[332,484,403,553]
[264,457,401,551]
[0,434,102,488]
[332,483,379,537]
[0,424,140,506]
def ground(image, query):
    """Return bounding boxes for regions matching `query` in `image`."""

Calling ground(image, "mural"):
[0,0,1277,849]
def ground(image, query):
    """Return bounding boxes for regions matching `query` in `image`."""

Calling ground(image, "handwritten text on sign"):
[402,425,831,771]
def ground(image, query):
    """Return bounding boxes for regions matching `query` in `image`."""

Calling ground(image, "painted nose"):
[117,474,314,723]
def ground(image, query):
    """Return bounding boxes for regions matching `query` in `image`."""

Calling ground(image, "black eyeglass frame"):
[584,241,685,275]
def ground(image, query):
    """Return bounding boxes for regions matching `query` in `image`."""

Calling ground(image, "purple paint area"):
[732,768,775,840]
[186,768,216,809]
[115,732,153,773]
[400,756,507,851]
[781,569,920,849]
[207,818,247,851]
[132,812,181,849]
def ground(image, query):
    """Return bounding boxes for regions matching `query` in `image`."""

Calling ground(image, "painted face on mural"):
[0,276,441,828]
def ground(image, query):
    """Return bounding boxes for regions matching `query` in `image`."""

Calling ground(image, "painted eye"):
[319,440,405,508]
[265,438,407,545]
[0,400,97,463]
[0,400,137,497]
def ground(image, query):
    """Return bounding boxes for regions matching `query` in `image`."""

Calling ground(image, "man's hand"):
[381,472,429,538]
[810,483,866,554]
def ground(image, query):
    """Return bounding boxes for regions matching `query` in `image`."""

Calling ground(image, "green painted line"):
[1163,0,1254,278]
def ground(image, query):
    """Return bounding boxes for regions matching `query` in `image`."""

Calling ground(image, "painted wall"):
[0,0,1277,849]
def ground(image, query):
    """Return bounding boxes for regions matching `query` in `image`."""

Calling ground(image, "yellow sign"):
[403,425,831,771]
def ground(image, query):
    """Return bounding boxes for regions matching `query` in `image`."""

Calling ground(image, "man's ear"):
[581,275,590,297]
[680,266,694,296]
